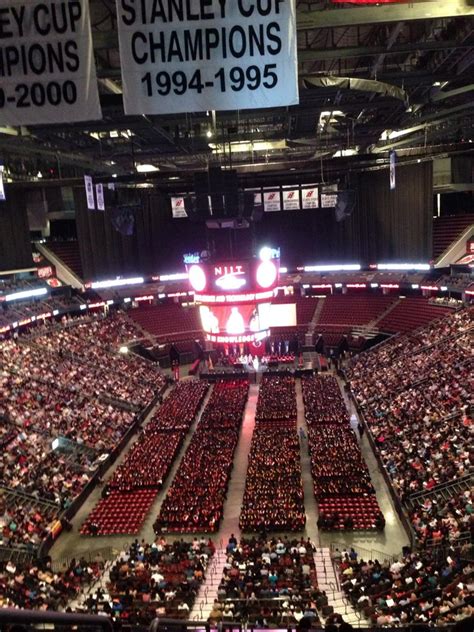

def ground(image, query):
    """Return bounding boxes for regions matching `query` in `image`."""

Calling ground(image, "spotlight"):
[188,265,207,292]
[256,260,277,289]
[259,246,273,262]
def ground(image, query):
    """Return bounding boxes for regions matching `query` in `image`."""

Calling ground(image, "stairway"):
[308,297,326,334]
[314,547,365,627]
[367,298,401,329]
[123,311,157,347]
[189,547,227,621]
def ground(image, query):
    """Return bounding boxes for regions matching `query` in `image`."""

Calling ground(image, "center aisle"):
[295,378,321,545]
[218,383,258,542]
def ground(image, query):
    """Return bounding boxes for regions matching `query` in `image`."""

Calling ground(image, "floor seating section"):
[214,536,321,627]
[156,379,249,533]
[80,380,208,536]
[47,240,84,279]
[347,307,473,544]
[302,375,384,531]
[81,539,214,625]
[240,375,305,532]
[377,297,451,333]
[80,489,157,536]
[432,213,473,259]
[129,304,202,342]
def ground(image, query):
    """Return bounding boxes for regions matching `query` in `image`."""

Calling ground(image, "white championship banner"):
[263,190,281,212]
[116,0,299,115]
[302,186,319,209]
[0,0,102,125]
[171,196,187,218]
[321,193,337,208]
[282,188,299,210]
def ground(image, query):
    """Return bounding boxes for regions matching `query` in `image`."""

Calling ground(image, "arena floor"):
[49,371,410,566]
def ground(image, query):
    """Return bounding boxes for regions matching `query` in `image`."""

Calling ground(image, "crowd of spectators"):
[0,296,83,332]
[240,375,304,532]
[79,538,214,625]
[212,535,321,627]
[156,380,249,533]
[337,545,473,627]
[0,492,58,551]
[0,311,166,550]
[0,555,103,610]
[346,308,473,540]
[409,490,473,547]
[32,313,165,408]
[302,376,384,531]
[0,371,135,449]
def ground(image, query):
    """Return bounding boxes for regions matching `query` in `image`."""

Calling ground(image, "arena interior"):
[0,1,473,631]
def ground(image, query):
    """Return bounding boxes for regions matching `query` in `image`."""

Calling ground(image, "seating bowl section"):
[302,375,384,531]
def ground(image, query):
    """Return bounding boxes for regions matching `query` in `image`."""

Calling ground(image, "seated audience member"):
[346,307,473,536]
[240,375,305,532]
[156,380,249,533]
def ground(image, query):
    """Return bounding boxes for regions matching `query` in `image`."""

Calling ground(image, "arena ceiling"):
[2,0,474,188]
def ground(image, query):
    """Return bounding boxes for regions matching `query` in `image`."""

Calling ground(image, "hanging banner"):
[251,190,263,208]
[332,1,404,4]
[390,150,397,190]
[321,193,337,208]
[0,1,102,125]
[96,183,105,210]
[263,190,281,212]
[116,0,299,115]
[282,188,300,211]
[301,187,319,209]
[171,196,187,218]
[84,175,95,210]
[0,166,5,201]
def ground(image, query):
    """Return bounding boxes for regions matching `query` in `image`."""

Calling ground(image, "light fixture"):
[377,263,430,271]
[304,264,361,272]
[188,265,207,292]
[5,287,47,301]
[159,272,189,281]
[119,346,129,354]
[136,164,159,173]
[91,277,144,289]
[206,130,213,138]
[259,246,273,262]
[36,171,43,179]
[256,260,278,289]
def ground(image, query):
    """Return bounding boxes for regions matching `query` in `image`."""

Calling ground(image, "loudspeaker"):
[251,203,264,223]
[239,191,255,219]
[193,172,211,218]
[193,167,239,219]
[183,196,195,221]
